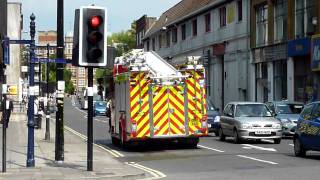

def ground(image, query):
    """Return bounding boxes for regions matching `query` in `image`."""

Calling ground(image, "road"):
[64,97,320,180]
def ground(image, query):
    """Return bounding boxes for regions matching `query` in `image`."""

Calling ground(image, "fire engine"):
[110,50,207,147]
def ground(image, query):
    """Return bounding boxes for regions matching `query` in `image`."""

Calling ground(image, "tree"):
[107,21,136,57]
[63,69,75,94]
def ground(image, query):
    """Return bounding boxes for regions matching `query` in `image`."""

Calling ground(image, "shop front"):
[288,38,313,103]
[311,35,320,102]
[253,43,287,102]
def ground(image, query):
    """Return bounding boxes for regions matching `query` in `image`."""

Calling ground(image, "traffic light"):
[79,6,107,67]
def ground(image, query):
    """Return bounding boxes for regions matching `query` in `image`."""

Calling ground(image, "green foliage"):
[63,69,75,94]
[107,21,136,56]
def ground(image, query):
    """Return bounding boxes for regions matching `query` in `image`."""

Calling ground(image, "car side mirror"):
[227,112,233,117]
[216,108,220,112]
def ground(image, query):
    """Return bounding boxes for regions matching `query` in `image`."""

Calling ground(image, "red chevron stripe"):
[169,99,184,119]
[154,109,168,127]
[142,129,150,137]
[171,110,185,126]
[131,101,149,120]
[136,119,150,136]
[170,118,185,134]
[130,82,149,102]
[169,90,184,108]
[155,120,169,135]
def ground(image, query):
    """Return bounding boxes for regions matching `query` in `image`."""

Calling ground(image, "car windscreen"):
[95,102,106,107]
[207,100,216,111]
[235,104,272,117]
[275,104,303,114]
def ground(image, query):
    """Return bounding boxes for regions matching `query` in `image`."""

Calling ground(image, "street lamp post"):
[45,43,50,140]
[26,13,36,167]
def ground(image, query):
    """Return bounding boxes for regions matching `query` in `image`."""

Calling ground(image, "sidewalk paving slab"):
[0,113,148,180]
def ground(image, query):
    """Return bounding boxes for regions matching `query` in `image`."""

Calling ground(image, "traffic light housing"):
[79,6,107,67]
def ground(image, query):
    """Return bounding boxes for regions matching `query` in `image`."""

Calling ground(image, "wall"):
[7,3,22,101]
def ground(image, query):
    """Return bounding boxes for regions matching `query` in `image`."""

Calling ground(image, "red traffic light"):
[89,16,103,29]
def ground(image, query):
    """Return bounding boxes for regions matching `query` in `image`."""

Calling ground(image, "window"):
[78,79,85,86]
[158,34,162,49]
[237,0,242,21]
[295,0,316,38]
[313,104,320,118]
[166,31,171,47]
[256,4,268,46]
[172,27,178,43]
[301,104,314,120]
[192,19,197,36]
[205,13,211,32]
[181,24,186,40]
[220,7,226,27]
[152,38,155,51]
[274,0,287,42]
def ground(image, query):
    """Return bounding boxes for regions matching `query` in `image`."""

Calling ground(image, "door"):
[151,85,187,136]
[309,104,320,149]
[298,104,315,148]
[221,104,234,136]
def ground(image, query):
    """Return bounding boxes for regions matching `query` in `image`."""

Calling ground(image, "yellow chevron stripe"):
[130,92,149,117]
[157,122,169,135]
[136,114,150,137]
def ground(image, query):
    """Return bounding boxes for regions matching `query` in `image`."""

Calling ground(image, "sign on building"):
[312,35,320,71]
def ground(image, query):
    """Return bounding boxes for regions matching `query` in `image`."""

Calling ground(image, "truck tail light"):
[131,121,137,137]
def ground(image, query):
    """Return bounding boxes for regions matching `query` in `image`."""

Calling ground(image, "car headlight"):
[214,116,220,123]
[273,123,281,129]
[241,123,252,129]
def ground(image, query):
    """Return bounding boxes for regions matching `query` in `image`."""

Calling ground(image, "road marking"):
[197,145,225,153]
[242,144,277,152]
[289,144,294,146]
[75,106,87,114]
[125,162,166,180]
[64,125,124,158]
[237,155,278,165]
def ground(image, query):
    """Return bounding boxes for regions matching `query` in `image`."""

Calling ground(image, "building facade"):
[251,0,320,103]
[136,15,157,49]
[7,2,23,101]
[143,0,251,110]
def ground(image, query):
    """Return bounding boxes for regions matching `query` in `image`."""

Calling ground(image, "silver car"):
[219,102,282,144]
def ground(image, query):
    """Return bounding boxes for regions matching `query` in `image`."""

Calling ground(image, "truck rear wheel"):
[179,138,199,148]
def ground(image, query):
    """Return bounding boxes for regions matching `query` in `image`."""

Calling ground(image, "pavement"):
[0,112,147,180]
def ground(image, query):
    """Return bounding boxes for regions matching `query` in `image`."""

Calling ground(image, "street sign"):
[31,58,68,63]
[9,39,33,44]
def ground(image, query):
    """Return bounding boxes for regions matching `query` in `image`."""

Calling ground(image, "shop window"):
[146,40,150,51]
[152,38,155,51]
[256,4,268,46]
[166,31,171,47]
[274,0,287,42]
[274,61,287,100]
[158,34,162,49]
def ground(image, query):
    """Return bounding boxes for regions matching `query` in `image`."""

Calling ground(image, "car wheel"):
[219,128,225,141]
[233,129,241,144]
[274,138,281,144]
[294,138,306,157]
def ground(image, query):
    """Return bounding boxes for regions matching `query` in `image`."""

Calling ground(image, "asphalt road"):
[64,97,320,180]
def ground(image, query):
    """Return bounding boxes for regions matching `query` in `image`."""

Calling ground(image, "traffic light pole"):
[87,67,93,171]
[26,13,36,167]
[45,43,50,140]
[55,0,64,162]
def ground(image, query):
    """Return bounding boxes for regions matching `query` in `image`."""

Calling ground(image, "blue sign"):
[3,37,10,65]
[9,40,33,44]
[31,58,67,64]
[312,35,320,71]
[288,38,311,57]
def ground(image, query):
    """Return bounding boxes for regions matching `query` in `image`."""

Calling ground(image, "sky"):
[10,0,181,36]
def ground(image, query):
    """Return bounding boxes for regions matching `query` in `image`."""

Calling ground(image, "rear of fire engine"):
[110,50,207,147]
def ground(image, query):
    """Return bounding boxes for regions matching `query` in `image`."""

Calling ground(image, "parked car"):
[207,100,220,136]
[219,102,282,144]
[294,101,320,157]
[93,101,107,116]
[266,101,304,136]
